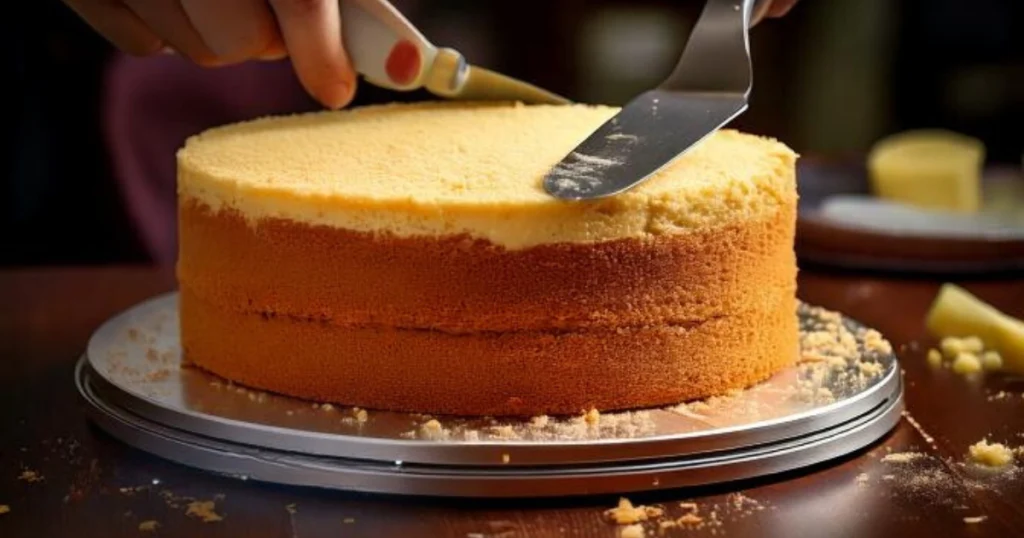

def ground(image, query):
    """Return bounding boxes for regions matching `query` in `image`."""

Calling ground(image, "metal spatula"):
[544,0,772,200]
[339,0,569,105]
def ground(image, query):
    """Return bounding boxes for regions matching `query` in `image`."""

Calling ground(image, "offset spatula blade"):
[544,90,747,200]
[454,65,571,105]
[544,0,761,200]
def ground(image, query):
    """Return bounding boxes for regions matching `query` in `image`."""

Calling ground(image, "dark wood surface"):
[1,266,1022,537]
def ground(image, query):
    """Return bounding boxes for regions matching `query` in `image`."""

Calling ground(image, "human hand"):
[761,0,800,18]
[63,0,357,109]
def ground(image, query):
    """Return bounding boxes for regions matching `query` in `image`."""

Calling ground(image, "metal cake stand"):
[77,293,903,497]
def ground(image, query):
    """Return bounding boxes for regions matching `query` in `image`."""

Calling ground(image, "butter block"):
[867,129,985,213]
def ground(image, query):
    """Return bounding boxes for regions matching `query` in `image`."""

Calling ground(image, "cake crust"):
[178,198,798,415]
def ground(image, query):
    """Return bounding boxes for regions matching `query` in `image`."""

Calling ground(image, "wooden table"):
[1,266,1022,537]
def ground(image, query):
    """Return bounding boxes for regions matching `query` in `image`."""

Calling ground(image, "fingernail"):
[324,83,355,110]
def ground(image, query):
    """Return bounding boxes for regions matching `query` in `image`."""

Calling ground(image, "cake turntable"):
[77,292,903,498]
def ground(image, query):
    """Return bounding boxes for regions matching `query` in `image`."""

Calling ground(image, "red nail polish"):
[385,40,420,86]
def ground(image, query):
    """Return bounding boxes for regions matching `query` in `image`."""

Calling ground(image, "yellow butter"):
[867,129,984,213]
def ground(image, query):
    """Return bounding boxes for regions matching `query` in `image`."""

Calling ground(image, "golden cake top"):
[178,102,797,248]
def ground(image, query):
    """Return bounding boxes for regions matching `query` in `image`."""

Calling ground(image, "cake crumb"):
[185,500,223,523]
[17,470,43,483]
[967,439,1015,468]
[858,361,883,377]
[987,391,1010,402]
[501,453,510,464]
[343,517,356,524]
[927,349,943,367]
[320,403,334,412]
[584,408,600,426]
[677,513,703,524]
[145,369,170,382]
[679,502,698,511]
[798,352,830,363]
[285,503,297,514]
[902,411,937,447]
[855,473,870,486]
[862,329,893,354]
[138,520,160,532]
[488,425,519,440]
[0,505,9,515]
[420,419,448,440]
[963,516,987,524]
[619,524,644,538]
[604,498,661,524]
[882,452,926,464]
[354,408,368,423]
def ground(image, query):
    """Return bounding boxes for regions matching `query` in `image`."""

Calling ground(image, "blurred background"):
[3,0,1022,266]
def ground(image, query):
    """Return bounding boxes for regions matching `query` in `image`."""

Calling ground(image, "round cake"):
[176,102,799,416]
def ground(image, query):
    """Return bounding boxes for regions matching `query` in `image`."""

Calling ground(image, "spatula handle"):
[338,0,437,91]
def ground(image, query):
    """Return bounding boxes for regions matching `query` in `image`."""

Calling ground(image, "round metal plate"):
[78,358,903,498]
[79,292,903,495]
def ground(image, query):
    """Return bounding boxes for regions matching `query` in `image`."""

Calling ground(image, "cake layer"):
[180,288,799,416]
[176,103,797,249]
[178,198,797,331]
[176,102,801,415]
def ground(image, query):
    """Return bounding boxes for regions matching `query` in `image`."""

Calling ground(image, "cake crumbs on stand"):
[138,520,160,532]
[419,419,449,441]
[0,505,9,515]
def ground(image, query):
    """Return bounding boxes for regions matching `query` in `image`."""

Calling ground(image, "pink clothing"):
[103,54,316,265]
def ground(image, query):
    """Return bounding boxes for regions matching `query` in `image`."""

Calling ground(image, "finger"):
[269,0,357,109]
[766,0,799,18]
[123,0,221,66]
[63,0,163,56]
[180,0,286,63]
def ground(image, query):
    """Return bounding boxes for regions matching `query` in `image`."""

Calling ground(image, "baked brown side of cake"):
[177,200,797,332]
[180,290,796,416]
[177,198,798,415]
